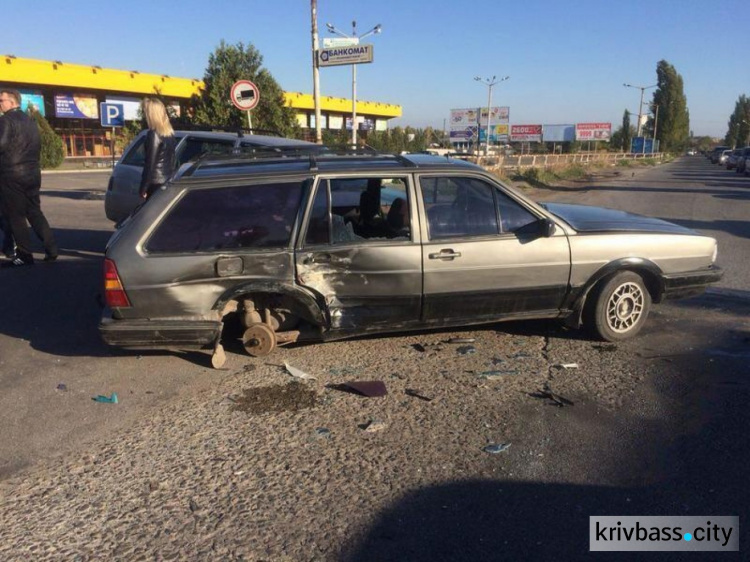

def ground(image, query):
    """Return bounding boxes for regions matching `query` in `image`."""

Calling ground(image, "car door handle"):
[428,249,462,260]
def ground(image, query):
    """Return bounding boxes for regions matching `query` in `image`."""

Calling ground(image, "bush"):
[29,109,64,169]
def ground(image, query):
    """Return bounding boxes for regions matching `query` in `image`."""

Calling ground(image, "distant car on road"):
[718,149,732,166]
[104,130,324,224]
[726,148,743,170]
[709,146,730,164]
[735,147,750,174]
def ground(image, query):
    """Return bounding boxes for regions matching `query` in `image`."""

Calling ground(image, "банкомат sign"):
[318,45,374,67]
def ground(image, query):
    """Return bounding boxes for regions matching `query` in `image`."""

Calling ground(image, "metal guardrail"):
[472,152,664,170]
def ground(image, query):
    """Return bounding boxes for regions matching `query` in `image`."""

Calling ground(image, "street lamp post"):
[474,75,509,156]
[623,82,657,137]
[310,1,322,144]
[326,20,382,146]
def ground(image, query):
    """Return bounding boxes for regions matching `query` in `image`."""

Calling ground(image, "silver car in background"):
[104,130,322,223]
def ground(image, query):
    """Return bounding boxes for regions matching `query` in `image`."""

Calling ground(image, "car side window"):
[494,190,539,233]
[121,137,146,167]
[305,179,331,245]
[304,177,410,244]
[421,177,539,238]
[177,139,235,166]
[146,181,305,253]
[420,177,498,239]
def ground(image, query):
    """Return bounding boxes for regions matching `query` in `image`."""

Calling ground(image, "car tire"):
[586,271,651,341]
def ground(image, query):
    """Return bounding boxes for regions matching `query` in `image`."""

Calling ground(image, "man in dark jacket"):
[0,89,58,267]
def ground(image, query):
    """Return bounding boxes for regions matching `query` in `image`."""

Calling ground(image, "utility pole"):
[310,1,322,144]
[623,82,657,138]
[474,75,509,156]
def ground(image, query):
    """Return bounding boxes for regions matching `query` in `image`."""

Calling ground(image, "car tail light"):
[104,259,131,308]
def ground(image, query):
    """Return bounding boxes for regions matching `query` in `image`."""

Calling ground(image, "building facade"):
[0,55,402,157]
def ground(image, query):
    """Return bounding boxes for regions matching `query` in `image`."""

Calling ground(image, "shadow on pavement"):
[0,227,110,357]
[341,301,750,561]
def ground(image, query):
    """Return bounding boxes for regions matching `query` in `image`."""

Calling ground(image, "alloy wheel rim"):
[605,282,644,333]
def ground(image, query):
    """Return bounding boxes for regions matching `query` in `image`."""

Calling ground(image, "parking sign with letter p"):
[100,103,124,127]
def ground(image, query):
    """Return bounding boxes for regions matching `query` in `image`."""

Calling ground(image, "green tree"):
[648,60,690,152]
[611,110,635,152]
[723,95,750,147]
[691,136,714,153]
[192,40,299,137]
[28,108,64,169]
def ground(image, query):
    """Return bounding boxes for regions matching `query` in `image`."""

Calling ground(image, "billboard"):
[105,96,141,121]
[576,122,611,141]
[55,93,99,119]
[449,126,477,141]
[510,124,542,142]
[543,124,575,142]
[19,89,45,117]
[450,108,479,128]
[479,106,510,123]
[631,137,656,153]
[479,123,509,143]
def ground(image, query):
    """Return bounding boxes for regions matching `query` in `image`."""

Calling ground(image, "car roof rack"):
[181,145,422,177]
[174,124,284,137]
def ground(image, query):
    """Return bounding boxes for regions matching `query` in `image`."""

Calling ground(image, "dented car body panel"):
[99,153,722,352]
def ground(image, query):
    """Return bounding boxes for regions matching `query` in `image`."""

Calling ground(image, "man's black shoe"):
[43,254,58,262]
[2,256,34,267]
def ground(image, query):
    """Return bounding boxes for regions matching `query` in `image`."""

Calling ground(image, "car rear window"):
[146,181,304,253]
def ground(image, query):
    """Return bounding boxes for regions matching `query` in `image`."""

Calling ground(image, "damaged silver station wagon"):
[99,151,722,367]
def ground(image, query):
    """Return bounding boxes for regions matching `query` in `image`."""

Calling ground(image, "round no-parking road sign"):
[230,80,260,111]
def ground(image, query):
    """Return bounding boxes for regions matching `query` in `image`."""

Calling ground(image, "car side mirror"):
[540,218,556,237]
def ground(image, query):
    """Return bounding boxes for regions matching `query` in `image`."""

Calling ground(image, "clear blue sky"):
[4,0,748,137]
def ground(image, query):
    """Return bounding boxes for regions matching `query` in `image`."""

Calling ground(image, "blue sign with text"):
[100,103,124,127]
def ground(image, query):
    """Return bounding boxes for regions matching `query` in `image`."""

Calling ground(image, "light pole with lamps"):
[623,82,657,137]
[474,75,509,156]
[326,20,382,145]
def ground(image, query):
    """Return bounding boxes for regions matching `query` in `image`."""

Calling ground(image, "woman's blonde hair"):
[142,98,174,137]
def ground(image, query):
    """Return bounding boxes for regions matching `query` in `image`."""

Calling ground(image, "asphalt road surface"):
[0,157,747,559]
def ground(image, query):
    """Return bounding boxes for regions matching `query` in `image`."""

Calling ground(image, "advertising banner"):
[576,122,611,141]
[449,126,477,141]
[318,44,373,67]
[329,115,343,129]
[450,108,479,129]
[631,137,655,154]
[55,93,99,119]
[479,106,510,123]
[309,113,328,129]
[18,89,45,117]
[510,124,542,142]
[105,95,141,121]
[479,123,509,143]
[543,124,575,142]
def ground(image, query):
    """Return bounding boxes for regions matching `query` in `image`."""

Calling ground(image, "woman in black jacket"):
[139,98,176,199]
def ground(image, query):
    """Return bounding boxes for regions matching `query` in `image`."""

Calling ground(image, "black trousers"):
[0,206,14,255]
[0,175,58,260]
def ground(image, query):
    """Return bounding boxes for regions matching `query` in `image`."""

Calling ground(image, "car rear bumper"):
[99,309,222,348]
[662,266,723,300]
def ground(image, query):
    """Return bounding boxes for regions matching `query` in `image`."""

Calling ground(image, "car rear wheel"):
[586,271,651,341]
[242,323,277,356]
